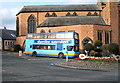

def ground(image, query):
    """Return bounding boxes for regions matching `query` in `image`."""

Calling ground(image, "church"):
[16,0,120,50]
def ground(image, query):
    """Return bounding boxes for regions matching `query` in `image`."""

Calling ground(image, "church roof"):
[38,16,107,27]
[17,4,102,15]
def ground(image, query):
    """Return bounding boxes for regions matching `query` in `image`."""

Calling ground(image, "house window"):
[97,31,103,41]
[105,31,109,44]
[28,15,36,33]
[5,41,7,46]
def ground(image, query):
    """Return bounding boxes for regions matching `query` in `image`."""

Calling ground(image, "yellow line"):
[24,52,78,56]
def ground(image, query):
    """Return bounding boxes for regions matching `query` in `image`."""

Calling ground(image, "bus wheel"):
[58,53,64,59]
[32,51,37,57]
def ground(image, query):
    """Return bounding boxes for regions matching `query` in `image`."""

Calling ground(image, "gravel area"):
[54,59,119,71]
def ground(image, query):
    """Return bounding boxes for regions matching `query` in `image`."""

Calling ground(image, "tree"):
[94,40,102,47]
[83,43,94,56]
[108,43,119,54]
[94,40,103,57]
[13,45,21,52]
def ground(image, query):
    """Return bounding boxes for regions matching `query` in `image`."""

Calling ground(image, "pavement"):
[6,51,119,71]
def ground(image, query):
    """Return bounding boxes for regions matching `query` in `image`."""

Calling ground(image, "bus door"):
[57,43,63,51]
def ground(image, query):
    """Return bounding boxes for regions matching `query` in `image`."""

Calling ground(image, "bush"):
[13,45,21,52]
[94,40,103,47]
[9,47,14,52]
[101,45,108,52]
[84,43,94,52]
[101,45,109,57]
[108,43,119,54]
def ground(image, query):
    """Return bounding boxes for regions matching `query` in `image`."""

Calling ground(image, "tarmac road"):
[2,52,119,82]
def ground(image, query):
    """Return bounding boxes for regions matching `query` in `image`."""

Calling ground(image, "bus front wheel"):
[58,53,64,59]
[32,51,37,57]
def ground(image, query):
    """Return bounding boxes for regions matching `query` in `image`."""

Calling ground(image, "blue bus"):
[24,32,80,58]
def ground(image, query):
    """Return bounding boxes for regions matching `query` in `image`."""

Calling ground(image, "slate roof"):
[38,16,107,27]
[0,29,16,40]
[17,4,102,15]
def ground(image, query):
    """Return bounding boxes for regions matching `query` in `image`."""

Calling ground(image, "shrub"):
[101,45,108,52]
[108,43,119,54]
[13,45,21,52]
[94,40,103,47]
[9,47,14,52]
[101,45,109,57]
[84,43,94,52]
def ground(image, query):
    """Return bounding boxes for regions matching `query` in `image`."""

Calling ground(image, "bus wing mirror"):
[30,45,32,48]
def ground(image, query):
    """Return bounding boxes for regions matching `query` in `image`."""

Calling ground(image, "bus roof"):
[26,32,78,39]
[27,32,76,35]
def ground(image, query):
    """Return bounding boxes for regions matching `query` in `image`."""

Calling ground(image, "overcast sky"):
[0,0,118,30]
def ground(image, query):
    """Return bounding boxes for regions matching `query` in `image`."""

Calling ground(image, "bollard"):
[19,50,22,56]
[66,53,68,62]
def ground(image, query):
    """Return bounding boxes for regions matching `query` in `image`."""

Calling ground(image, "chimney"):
[4,27,7,29]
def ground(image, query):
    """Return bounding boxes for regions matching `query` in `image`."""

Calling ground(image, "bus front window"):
[74,46,79,52]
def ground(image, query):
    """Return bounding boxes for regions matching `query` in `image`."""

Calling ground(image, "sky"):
[0,0,99,30]
[0,0,118,30]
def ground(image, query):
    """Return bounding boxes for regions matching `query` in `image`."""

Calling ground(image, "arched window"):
[105,31,109,44]
[16,17,19,36]
[51,12,57,17]
[40,29,45,33]
[82,37,93,46]
[72,12,78,16]
[87,12,92,16]
[66,12,71,16]
[45,12,50,17]
[98,30,103,41]
[28,15,36,33]
[48,29,51,33]
[93,12,98,16]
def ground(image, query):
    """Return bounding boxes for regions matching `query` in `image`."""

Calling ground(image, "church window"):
[51,12,57,17]
[28,15,36,33]
[93,12,98,16]
[16,17,19,36]
[97,31,103,41]
[66,12,71,16]
[40,29,45,33]
[82,37,93,46]
[87,12,92,16]
[45,12,50,17]
[72,12,78,16]
[105,31,109,44]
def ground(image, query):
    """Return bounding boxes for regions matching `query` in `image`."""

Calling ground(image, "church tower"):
[99,0,119,45]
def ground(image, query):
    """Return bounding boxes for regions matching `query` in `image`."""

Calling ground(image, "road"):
[2,52,119,81]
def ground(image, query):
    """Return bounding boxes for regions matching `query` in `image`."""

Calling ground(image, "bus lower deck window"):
[32,45,55,50]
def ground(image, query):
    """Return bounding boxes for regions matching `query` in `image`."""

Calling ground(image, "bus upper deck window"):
[75,33,79,39]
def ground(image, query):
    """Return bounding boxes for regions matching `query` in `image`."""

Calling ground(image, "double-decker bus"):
[24,32,80,58]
